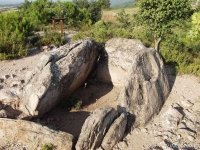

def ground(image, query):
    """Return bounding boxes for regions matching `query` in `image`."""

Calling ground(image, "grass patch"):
[60,94,82,111]
[41,143,55,150]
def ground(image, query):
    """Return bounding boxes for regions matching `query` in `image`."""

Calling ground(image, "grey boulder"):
[76,107,118,150]
[97,38,170,127]
[0,118,76,150]
[101,112,127,150]
[22,38,102,117]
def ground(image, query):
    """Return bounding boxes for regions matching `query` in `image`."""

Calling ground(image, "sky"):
[0,0,67,5]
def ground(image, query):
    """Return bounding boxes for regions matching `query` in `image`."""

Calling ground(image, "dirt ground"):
[0,47,200,150]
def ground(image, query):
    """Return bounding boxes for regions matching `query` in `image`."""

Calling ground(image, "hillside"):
[110,0,135,6]
[111,1,136,9]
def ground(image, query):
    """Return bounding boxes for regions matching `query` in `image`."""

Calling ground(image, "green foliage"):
[72,0,89,8]
[138,0,193,51]
[36,29,65,46]
[73,0,102,24]
[160,20,200,76]
[98,0,111,9]
[19,0,52,31]
[60,95,82,111]
[0,12,32,60]
[116,9,131,27]
[88,1,102,23]
[41,143,54,150]
[51,1,88,28]
[189,11,200,40]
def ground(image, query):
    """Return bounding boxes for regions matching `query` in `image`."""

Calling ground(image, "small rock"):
[11,74,16,79]
[117,141,128,149]
[177,134,181,139]
[134,128,141,133]
[0,78,4,83]
[0,109,8,118]
[172,103,181,108]
[178,122,187,129]
[0,103,3,110]
[180,100,194,107]
[0,89,19,102]
[178,128,196,137]
[162,135,168,139]
[3,75,10,79]
[141,128,148,133]
[10,81,20,87]
[161,107,183,128]
[187,135,195,141]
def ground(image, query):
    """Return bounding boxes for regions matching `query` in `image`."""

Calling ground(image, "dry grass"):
[101,8,139,23]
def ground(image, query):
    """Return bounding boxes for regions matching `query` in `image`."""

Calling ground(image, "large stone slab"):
[22,38,102,117]
[97,38,170,127]
[0,118,76,150]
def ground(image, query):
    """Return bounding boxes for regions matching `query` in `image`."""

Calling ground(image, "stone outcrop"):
[160,106,183,128]
[22,38,102,118]
[76,107,118,150]
[97,38,170,127]
[101,112,127,150]
[0,118,76,150]
[0,88,22,118]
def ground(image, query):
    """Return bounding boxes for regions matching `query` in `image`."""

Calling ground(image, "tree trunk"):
[154,36,162,52]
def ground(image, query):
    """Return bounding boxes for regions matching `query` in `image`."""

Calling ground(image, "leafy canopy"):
[138,0,193,38]
[190,11,200,40]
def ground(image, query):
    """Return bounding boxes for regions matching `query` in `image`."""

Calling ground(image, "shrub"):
[60,94,82,111]
[0,12,33,60]
[36,29,65,46]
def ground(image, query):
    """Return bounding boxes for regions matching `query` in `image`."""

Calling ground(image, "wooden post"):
[52,19,56,30]
[60,19,64,34]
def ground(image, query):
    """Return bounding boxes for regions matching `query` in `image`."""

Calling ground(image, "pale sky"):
[0,0,67,5]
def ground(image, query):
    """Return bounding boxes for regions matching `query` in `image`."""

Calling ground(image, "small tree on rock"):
[138,0,193,52]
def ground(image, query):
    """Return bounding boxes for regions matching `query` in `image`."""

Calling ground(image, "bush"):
[36,29,65,46]
[0,12,33,60]
[160,21,200,76]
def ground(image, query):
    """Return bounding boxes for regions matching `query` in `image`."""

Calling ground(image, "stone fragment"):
[101,112,127,150]
[0,78,4,83]
[0,109,8,118]
[3,75,10,79]
[76,107,118,150]
[0,88,19,102]
[10,81,20,87]
[0,118,76,149]
[180,100,194,107]
[178,122,187,129]
[187,135,195,141]
[0,102,3,110]
[161,107,183,128]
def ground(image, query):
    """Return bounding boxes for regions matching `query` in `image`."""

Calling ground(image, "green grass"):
[41,143,55,150]
[60,94,82,111]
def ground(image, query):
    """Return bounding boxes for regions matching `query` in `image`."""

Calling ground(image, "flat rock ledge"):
[0,118,76,150]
